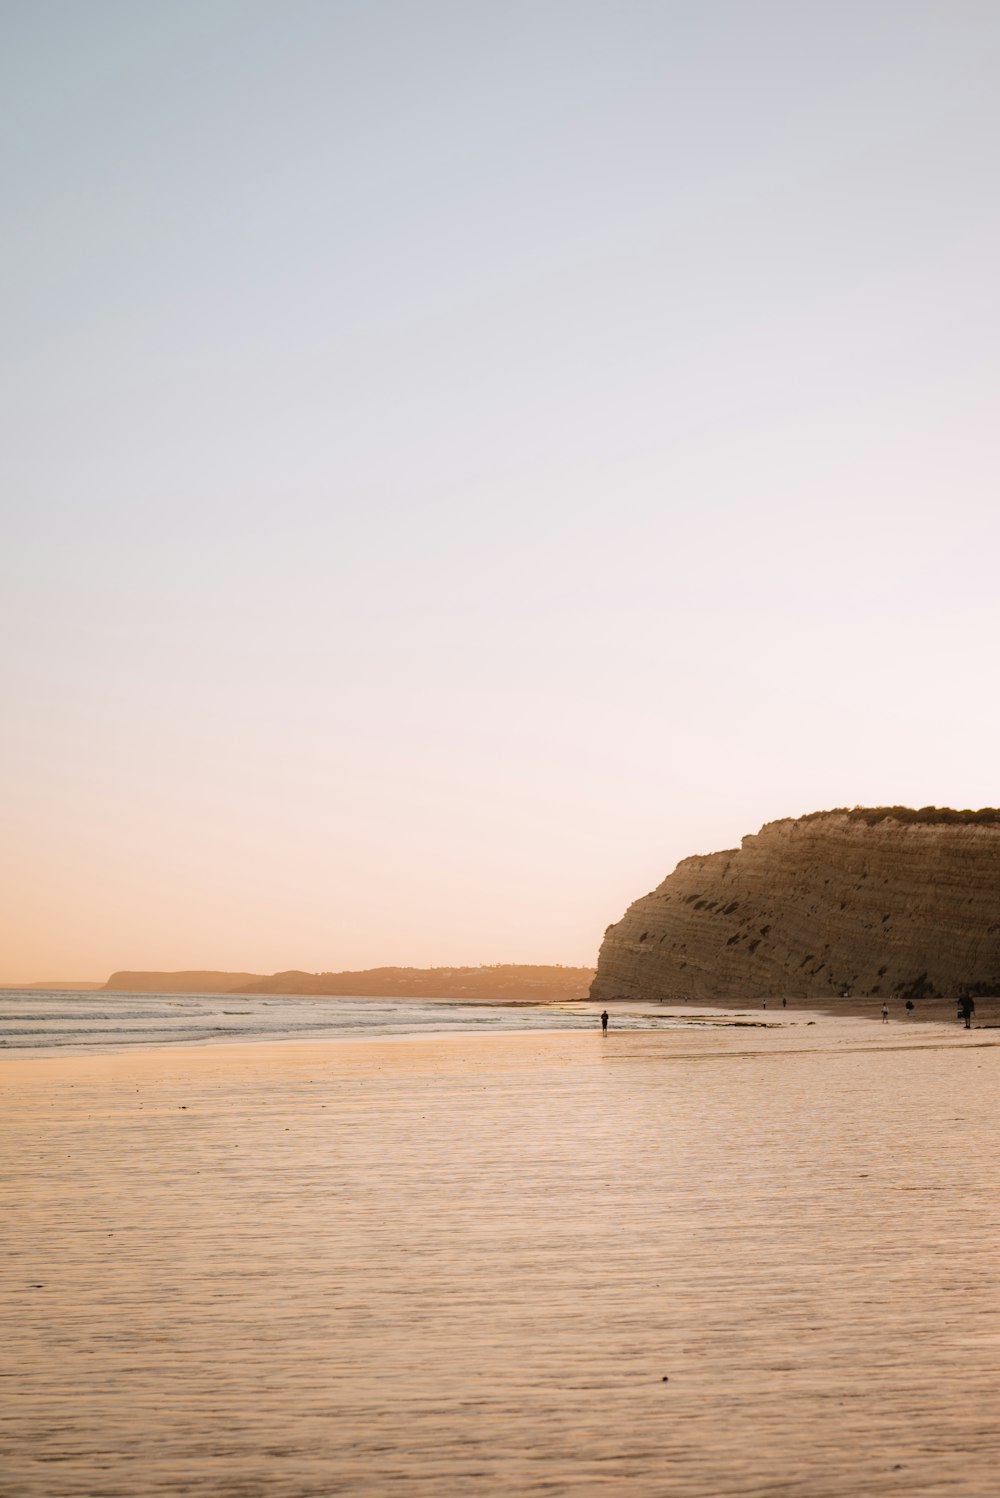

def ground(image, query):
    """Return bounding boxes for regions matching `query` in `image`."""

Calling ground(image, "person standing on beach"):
[881,1003,889,1023]
[601,1010,609,1033]
[958,993,975,1029]
[905,999,914,1018]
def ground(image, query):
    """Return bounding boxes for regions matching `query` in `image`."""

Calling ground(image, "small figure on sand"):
[601,1009,609,1033]
[781,997,787,1009]
[958,993,975,1030]
[881,1003,889,1023]
[762,999,767,1010]
[905,999,914,1018]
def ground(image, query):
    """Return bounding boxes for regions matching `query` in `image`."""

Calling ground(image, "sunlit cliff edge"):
[591,808,1000,1003]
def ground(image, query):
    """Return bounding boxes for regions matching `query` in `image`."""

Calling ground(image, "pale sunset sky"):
[3,1,999,982]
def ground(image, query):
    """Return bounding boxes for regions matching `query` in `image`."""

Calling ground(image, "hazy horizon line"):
[2,957,599,988]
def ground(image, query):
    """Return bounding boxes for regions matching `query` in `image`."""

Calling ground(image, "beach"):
[3,1011,1000,1496]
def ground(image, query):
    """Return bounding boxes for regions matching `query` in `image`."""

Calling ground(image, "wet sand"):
[3,1013,1000,1496]
[625,993,996,1027]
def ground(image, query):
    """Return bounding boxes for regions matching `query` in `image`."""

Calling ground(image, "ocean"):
[0,987,708,1053]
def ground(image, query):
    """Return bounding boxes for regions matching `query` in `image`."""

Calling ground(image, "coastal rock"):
[591,808,1000,1002]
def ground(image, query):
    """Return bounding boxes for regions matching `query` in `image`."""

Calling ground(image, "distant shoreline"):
[27,964,597,1002]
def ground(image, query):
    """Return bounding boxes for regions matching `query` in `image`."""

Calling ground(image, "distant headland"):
[591,807,1000,1003]
[100,965,595,1001]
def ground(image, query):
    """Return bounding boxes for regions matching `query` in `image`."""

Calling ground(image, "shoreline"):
[0,990,985,1064]
[605,990,989,1027]
[0,998,987,1073]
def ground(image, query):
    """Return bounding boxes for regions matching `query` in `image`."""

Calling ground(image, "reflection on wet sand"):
[3,1017,999,1496]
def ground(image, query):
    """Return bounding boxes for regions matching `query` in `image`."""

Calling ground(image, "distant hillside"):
[237,965,595,1000]
[103,970,264,992]
[101,965,595,1000]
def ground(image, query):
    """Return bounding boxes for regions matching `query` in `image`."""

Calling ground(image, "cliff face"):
[591,811,1000,1002]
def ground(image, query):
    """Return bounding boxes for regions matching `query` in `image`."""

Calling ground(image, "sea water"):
[0,988,717,1053]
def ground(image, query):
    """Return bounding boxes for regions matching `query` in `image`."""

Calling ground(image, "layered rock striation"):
[591,809,1000,1002]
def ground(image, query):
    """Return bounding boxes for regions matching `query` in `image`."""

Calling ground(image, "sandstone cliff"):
[591,808,1000,1002]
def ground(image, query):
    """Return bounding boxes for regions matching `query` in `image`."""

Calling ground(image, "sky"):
[3,0,1000,982]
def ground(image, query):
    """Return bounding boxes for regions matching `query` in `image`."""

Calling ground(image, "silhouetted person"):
[959,994,975,1029]
[781,997,787,1009]
[905,999,914,1018]
[601,1009,608,1033]
[881,1003,889,1023]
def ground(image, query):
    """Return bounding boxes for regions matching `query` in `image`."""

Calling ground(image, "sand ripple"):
[2,1019,998,1495]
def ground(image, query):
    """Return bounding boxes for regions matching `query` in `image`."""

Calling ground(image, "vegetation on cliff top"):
[799,806,1000,828]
